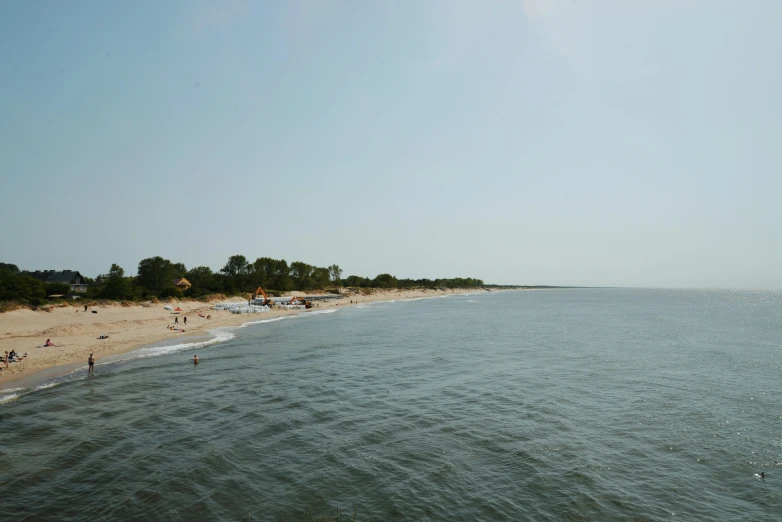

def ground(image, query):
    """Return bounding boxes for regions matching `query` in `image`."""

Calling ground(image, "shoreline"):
[0,288,494,390]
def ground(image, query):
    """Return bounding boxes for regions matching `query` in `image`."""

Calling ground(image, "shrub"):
[159,287,184,298]
[46,282,72,296]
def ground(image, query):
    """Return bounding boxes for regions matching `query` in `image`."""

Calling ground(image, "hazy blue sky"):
[1,0,780,288]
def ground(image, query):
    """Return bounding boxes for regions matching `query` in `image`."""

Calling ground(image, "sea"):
[1,289,781,521]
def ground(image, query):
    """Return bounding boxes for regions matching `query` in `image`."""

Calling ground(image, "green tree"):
[102,264,135,300]
[344,275,371,287]
[171,262,187,277]
[0,269,46,302]
[185,266,218,296]
[328,264,342,285]
[137,256,176,293]
[254,258,290,291]
[221,255,253,292]
[372,273,398,288]
[312,267,330,289]
[251,257,275,289]
[221,255,250,278]
[290,261,314,290]
[0,262,19,272]
[45,282,72,296]
[159,287,184,298]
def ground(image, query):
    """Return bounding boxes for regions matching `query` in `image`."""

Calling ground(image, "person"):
[45,339,54,347]
[206,315,211,319]
[84,304,88,312]
[191,355,199,364]
[88,354,95,374]
[9,350,17,359]
[175,316,178,324]
[183,316,187,325]
[3,352,9,368]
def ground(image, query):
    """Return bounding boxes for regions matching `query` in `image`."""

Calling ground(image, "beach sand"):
[0,288,489,386]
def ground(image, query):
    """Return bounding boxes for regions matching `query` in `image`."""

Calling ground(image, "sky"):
[1,0,780,288]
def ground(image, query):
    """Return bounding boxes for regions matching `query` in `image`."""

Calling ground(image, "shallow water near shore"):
[2,289,781,520]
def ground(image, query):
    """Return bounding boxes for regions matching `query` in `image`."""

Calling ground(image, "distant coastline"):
[0,287,508,389]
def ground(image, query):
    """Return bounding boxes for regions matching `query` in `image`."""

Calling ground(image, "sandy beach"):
[0,288,489,386]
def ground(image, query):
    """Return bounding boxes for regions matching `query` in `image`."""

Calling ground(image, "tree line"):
[0,257,484,305]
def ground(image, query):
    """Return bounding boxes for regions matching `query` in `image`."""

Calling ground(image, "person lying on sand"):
[97,335,109,339]
[44,339,54,347]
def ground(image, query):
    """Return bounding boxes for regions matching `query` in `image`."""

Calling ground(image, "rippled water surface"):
[2,289,782,521]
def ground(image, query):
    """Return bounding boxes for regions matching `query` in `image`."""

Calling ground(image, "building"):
[24,270,89,293]
[171,277,192,291]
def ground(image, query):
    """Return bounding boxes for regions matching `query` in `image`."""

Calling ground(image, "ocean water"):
[1,289,781,521]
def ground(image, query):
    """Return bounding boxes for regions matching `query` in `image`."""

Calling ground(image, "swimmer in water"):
[191,355,199,364]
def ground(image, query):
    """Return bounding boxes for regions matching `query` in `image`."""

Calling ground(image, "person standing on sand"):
[84,304,88,312]
[175,316,178,324]
[3,352,9,368]
[88,354,95,374]
[183,316,187,325]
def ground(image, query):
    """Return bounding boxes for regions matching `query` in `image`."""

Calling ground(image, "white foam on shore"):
[305,309,337,316]
[0,307,350,406]
[117,308,332,362]
[0,393,19,404]
[240,316,291,327]
[132,328,238,359]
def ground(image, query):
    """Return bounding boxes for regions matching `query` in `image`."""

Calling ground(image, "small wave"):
[240,316,291,327]
[305,309,337,316]
[133,329,237,359]
[0,393,19,404]
[1,307,343,405]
